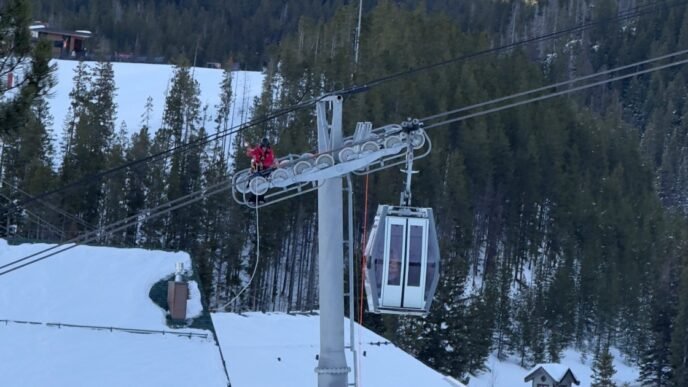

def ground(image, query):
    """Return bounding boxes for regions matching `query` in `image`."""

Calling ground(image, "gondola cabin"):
[364,205,440,316]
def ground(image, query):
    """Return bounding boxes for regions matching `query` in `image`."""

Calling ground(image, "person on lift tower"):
[244,137,275,204]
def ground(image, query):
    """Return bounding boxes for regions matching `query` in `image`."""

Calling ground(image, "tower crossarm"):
[231,122,431,208]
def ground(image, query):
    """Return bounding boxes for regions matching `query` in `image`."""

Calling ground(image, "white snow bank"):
[187,280,204,319]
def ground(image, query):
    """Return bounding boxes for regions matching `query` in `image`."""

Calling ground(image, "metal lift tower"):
[315,95,349,387]
[232,93,434,387]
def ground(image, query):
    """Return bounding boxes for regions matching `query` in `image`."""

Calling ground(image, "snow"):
[0,323,224,387]
[187,280,204,319]
[49,59,264,139]
[0,238,463,387]
[0,239,228,387]
[212,312,462,387]
[0,241,187,328]
[468,348,640,387]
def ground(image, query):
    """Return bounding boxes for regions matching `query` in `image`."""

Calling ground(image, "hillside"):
[48,59,264,152]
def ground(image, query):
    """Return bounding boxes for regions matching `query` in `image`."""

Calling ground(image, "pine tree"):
[59,61,117,229]
[61,61,91,158]
[670,249,688,387]
[123,126,151,246]
[592,347,617,387]
[215,65,234,158]
[159,62,203,250]
[0,2,56,239]
[0,0,55,136]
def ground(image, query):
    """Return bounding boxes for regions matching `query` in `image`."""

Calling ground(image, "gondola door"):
[402,218,428,309]
[381,218,406,308]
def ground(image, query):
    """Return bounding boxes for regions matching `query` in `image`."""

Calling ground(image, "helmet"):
[261,137,270,148]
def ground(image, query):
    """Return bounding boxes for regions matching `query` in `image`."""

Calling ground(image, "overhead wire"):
[4,0,681,219]
[0,178,96,231]
[5,44,688,278]
[1,95,320,215]
[0,191,64,238]
[3,1,687,276]
[422,50,688,130]
[420,47,688,123]
[337,0,688,94]
[0,179,231,276]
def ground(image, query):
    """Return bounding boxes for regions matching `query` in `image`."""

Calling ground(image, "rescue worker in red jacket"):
[245,137,275,172]
[244,137,275,205]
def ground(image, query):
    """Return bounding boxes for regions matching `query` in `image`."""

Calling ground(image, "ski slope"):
[49,59,264,139]
[468,349,640,387]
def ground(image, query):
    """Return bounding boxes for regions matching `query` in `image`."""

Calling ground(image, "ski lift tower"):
[232,94,438,387]
[315,95,348,386]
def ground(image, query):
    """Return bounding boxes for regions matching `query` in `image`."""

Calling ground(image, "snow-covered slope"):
[0,239,228,387]
[49,60,264,138]
[212,312,462,387]
[468,349,640,387]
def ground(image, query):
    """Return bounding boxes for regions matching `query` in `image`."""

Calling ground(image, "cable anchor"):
[399,118,423,207]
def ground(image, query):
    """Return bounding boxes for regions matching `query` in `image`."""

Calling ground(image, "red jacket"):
[247,146,275,169]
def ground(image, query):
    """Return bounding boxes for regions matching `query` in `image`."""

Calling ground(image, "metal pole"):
[315,95,349,387]
[354,0,363,66]
[346,174,359,387]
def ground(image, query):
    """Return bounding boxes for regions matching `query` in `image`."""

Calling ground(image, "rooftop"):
[525,363,581,385]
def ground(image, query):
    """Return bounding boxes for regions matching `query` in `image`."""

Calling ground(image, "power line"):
[423,50,688,130]
[4,0,677,218]
[1,95,319,216]
[0,178,95,231]
[421,48,688,122]
[0,179,231,276]
[5,47,688,277]
[3,1,685,276]
[338,0,688,94]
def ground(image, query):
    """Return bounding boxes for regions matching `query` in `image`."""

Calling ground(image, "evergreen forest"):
[4,0,688,385]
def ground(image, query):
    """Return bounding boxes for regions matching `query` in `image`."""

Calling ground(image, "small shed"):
[524,364,580,387]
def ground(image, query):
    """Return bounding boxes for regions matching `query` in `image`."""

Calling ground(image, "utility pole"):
[315,95,349,387]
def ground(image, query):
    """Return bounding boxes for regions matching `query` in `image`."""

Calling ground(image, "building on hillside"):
[29,23,92,59]
[524,364,580,387]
